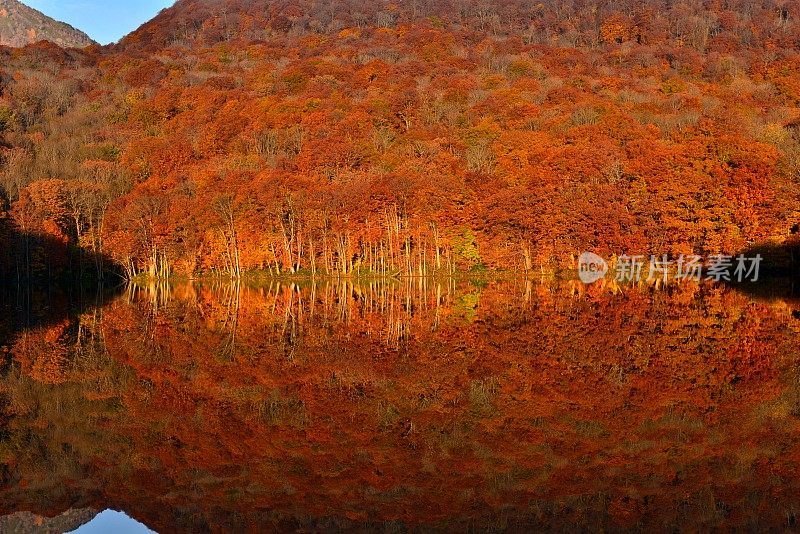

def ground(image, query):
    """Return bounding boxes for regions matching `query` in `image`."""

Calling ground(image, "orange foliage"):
[0,0,799,281]
[0,281,799,530]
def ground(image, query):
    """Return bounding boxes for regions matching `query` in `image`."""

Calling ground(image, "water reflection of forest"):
[1,279,800,532]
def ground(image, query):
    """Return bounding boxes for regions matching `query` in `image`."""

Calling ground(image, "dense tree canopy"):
[0,0,799,278]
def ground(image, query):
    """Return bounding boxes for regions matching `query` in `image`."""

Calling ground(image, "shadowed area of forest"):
[0,201,123,285]
[737,237,800,275]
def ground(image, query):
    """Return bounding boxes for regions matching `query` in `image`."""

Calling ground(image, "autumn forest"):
[0,0,799,281]
[1,1,800,532]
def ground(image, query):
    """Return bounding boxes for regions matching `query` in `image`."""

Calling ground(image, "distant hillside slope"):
[117,0,799,52]
[0,0,94,48]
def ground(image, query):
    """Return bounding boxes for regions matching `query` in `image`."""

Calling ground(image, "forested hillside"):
[1,0,799,279]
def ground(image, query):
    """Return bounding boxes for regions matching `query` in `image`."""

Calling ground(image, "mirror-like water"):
[1,279,799,532]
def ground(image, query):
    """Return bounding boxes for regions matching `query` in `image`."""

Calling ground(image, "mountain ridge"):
[0,0,94,48]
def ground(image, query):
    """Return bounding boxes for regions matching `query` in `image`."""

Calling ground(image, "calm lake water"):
[1,278,799,532]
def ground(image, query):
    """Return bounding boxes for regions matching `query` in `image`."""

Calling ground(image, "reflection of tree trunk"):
[126,278,466,366]
[219,280,240,361]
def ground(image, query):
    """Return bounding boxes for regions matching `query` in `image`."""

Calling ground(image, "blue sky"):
[24,0,175,45]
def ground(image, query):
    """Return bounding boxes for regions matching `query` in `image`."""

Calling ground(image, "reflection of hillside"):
[0,284,122,528]
[1,280,800,531]
[724,277,800,309]
[0,508,98,533]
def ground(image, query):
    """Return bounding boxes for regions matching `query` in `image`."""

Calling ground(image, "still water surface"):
[0,279,799,532]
